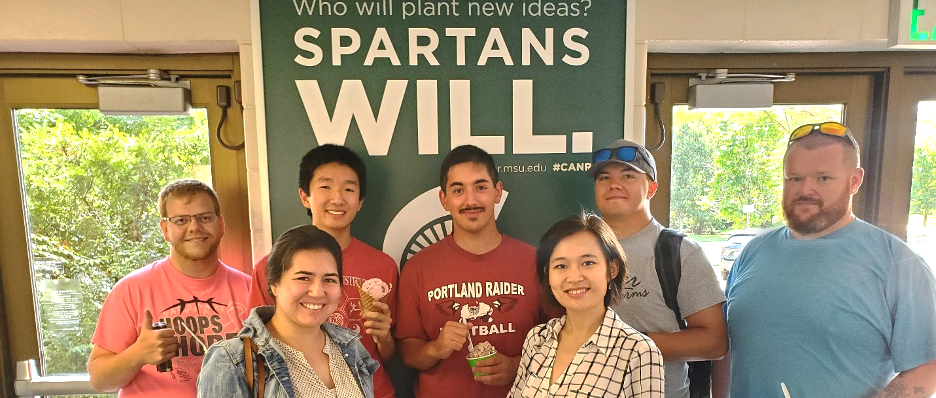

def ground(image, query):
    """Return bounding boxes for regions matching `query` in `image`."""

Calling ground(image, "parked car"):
[719,232,758,279]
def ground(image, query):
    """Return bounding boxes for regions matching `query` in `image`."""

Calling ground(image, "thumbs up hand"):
[134,310,178,365]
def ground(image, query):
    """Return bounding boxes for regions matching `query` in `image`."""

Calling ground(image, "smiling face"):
[160,192,224,264]
[300,162,364,237]
[547,231,619,315]
[439,161,503,236]
[270,249,342,331]
[594,163,657,223]
[782,139,863,238]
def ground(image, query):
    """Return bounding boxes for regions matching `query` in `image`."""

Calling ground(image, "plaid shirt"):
[509,307,664,398]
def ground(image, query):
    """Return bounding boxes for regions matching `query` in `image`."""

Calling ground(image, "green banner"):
[259,0,626,266]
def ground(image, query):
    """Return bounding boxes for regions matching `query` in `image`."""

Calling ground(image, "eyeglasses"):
[161,212,218,227]
[788,122,857,147]
[593,146,640,163]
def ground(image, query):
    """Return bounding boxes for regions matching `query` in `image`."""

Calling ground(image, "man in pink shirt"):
[87,179,250,398]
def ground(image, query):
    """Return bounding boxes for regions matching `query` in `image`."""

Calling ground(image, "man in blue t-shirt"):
[716,122,936,398]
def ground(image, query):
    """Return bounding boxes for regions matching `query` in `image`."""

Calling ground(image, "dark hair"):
[439,145,499,191]
[299,145,367,216]
[266,225,343,299]
[158,179,220,217]
[536,212,626,308]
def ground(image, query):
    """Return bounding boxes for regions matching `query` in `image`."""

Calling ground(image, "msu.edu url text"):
[496,162,592,173]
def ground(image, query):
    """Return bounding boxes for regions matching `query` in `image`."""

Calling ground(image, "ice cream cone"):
[357,281,392,312]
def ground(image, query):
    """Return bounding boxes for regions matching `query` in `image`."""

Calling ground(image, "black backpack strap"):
[655,228,713,398]
[654,228,687,329]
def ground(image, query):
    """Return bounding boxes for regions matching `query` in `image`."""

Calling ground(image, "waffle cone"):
[357,282,391,312]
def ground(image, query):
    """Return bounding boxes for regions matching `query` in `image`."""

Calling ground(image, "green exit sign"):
[890,0,936,48]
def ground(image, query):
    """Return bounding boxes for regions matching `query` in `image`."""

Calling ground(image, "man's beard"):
[173,237,220,261]
[783,190,850,235]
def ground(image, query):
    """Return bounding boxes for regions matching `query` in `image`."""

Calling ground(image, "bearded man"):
[714,122,936,398]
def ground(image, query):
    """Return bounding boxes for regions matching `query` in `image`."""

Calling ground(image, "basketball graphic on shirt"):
[382,188,509,269]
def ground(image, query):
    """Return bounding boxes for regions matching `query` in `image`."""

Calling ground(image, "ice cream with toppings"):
[357,278,391,312]
[466,341,497,375]
[467,341,496,359]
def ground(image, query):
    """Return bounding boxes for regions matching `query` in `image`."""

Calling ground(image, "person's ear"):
[438,188,449,211]
[646,179,659,199]
[850,167,865,195]
[299,188,312,210]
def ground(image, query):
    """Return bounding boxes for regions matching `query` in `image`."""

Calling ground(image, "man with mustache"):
[88,179,250,398]
[588,138,728,398]
[395,145,545,398]
[718,122,936,398]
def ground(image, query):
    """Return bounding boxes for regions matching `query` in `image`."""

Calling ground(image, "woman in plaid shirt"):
[509,212,665,398]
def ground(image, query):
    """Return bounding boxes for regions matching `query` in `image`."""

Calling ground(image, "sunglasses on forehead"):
[593,146,640,163]
[788,122,858,147]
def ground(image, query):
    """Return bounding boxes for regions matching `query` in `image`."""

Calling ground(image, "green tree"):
[15,109,208,380]
[671,116,717,234]
[911,133,936,227]
[706,112,786,229]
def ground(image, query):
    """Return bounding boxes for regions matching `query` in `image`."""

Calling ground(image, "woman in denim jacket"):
[198,225,378,398]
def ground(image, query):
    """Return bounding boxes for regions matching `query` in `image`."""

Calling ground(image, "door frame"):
[0,54,248,390]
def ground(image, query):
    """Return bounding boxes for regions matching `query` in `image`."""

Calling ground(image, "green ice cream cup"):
[466,351,496,376]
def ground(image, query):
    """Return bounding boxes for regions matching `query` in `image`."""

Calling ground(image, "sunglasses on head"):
[593,146,640,163]
[788,122,857,147]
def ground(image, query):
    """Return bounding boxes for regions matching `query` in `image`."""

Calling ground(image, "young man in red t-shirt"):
[395,145,545,398]
[248,144,399,398]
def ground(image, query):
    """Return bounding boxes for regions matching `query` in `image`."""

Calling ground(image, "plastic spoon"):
[462,320,474,352]
[781,382,791,398]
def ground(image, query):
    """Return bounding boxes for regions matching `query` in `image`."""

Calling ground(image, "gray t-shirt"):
[611,219,726,398]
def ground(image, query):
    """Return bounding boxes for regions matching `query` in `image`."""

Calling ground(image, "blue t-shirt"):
[725,219,936,398]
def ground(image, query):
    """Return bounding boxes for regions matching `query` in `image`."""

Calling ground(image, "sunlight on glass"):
[14,108,210,384]
[670,105,844,280]
[908,102,936,267]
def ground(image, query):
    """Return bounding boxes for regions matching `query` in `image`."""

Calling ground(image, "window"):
[15,109,210,378]
[909,101,936,266]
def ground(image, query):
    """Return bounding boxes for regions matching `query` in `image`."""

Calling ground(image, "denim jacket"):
[197,306,378,398]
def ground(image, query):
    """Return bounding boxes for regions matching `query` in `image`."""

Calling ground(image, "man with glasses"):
[587,139,728,398]
[88,179,250,398]
[717,122,936,397]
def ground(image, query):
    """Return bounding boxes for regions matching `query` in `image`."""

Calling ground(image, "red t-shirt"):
[248,238,399,398]
[91,258,250,398]
[394,234,543,398]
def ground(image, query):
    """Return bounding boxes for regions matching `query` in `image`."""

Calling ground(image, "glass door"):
[909,102,936,266]
[0,55,249,394]
[15,108,212,380]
